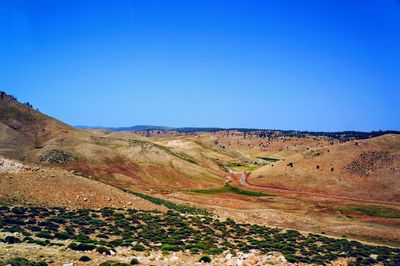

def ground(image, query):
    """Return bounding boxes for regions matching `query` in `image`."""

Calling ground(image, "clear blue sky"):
[1,0,399,131]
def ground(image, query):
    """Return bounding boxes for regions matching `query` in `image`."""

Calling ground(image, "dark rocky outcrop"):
[39,149,77,164]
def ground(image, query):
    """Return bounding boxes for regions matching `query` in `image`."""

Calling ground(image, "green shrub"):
[67,243,78,250]
[7,257,47,266]
[34,239,48,246]
[79,256,91,262]
[205,248,223,255]
[96,233,110,239]
[109,238,124,247]
[99,261,129,266]
[76,234,94,243]
[161,244,181,252]
[284,253,299,263]
[3,217,25,225]
[7,225,23,233]
[27,225,41,232]
[54,231,70,240]
[96,246,112,255]
[11,207,26,214]
[36,231,54,239]
[68,243,96,251]
[21,230,32,237]
[5,236,20,244]
[49,242,64,247]
[199,255,212,263]
[130,258,140,265]
[131,245,145,251]
[23,236,34,243]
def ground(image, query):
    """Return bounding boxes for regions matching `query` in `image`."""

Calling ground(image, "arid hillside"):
[0,93,232,190]
[249,134,400,203]
[0,156,165,211]
[0,93,75,160]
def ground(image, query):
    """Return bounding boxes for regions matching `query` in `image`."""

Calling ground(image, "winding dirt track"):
[238,173,400,207]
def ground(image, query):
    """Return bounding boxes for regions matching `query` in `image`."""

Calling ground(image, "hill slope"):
[0,156,164,210]
[0,92,227,190]
[249,134,400,202]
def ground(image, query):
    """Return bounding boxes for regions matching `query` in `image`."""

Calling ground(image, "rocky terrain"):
[0,246,350,266]
[38,149,78,164]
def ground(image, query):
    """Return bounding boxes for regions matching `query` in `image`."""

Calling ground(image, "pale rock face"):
[0,157,26,173]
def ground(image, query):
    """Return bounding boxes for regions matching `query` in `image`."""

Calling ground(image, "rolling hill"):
[0,92,231,192]
[1,91,400,264]
[249,134,400,203]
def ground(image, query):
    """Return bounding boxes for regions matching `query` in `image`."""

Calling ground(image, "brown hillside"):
[0,93,226,190]
[249,134,400,202]
[0,156,164,210]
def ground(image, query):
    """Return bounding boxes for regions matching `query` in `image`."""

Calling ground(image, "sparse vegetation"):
[173,152,198,165]
[1,205,399,265]
[226,162,258,171]
[337,205,400,219]
[0,257,47,266]
[190,182,271,197]
[227,184,271,197]
[123,189,210,215]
